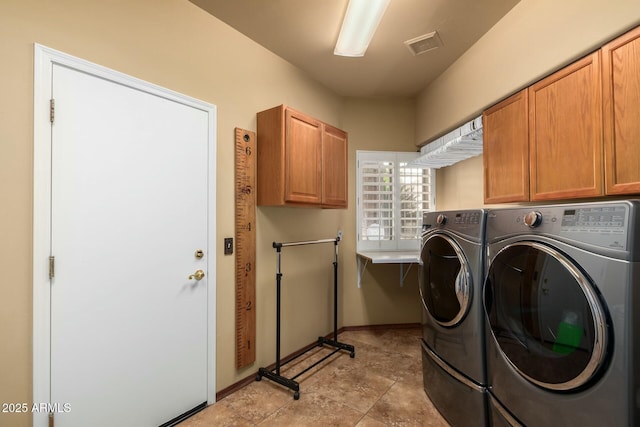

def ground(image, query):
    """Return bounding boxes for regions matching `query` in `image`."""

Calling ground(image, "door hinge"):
[49,256,55,279]
[50,99,55,123]
[49,412,54,427]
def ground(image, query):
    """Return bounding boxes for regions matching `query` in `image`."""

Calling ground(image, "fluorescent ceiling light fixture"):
[334,0,390,57]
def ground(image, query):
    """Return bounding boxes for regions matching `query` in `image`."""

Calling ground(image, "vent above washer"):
[404,31,443,56]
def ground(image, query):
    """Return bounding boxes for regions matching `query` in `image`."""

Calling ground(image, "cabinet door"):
[529,52,603,201]
[284,109,322,204]
[322,124,348,207]
[602,26,640,195]
[483,89,529,203]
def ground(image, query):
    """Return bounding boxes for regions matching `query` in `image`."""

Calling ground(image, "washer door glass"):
[420,234,471,327]
[484,241,608,391]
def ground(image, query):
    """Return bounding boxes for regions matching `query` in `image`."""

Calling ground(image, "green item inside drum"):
[553,321,584,354]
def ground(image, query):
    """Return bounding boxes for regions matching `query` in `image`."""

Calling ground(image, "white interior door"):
[49,62,211,426]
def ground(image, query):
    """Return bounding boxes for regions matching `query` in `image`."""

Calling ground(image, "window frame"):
[356,150,436,251]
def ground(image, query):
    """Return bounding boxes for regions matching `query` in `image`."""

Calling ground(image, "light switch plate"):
[224,237,233,255]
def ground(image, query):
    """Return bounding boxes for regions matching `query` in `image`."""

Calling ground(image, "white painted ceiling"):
[189,0,520,98]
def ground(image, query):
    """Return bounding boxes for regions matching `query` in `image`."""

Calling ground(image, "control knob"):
[524,211,542,228]
[436,214,447,225]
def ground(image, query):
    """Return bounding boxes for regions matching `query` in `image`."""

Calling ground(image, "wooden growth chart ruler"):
[235,128,256,368]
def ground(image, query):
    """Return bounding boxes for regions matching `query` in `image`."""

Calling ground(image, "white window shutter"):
[356,151,435,252]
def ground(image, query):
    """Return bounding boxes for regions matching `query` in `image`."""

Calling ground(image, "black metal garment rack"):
[256,233,355,400]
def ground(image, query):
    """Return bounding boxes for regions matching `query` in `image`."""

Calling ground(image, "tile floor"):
[179,327,450,426]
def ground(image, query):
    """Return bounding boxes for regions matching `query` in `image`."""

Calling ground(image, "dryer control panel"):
[453,211,483,225]
[422,209,486,241]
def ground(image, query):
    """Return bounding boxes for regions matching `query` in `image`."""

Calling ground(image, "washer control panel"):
[422,210,485,240]
[492,202,631,252]
[560,206,626,233]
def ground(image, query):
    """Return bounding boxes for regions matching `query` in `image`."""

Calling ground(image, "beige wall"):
[341,98,421,327]
[417,0,640,210]
[0,1,418,425]
[4,0,639,424]
[434,156,485,210]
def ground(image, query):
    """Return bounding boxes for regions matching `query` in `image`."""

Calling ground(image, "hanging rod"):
[273,231,342,249]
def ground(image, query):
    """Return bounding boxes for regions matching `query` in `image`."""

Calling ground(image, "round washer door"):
[484,241,609,391]
[419,233,472,327]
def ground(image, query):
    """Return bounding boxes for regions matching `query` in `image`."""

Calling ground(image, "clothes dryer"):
[420,209,488,427]
[484,200,640,426]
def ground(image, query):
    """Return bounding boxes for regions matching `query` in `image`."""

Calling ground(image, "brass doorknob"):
[188,269,205,281]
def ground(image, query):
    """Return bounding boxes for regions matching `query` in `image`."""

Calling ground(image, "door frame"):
[33,44,217,426]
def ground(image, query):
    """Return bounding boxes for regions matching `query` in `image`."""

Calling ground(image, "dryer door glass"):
[420,234,471,327]
[484,241,608,391]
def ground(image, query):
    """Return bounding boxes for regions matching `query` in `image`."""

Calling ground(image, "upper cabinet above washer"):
[529,51,603,201]
[256,105,348,208]
[602,25,640,196]
[483,25,640,203]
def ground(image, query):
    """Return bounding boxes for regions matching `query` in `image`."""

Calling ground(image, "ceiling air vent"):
[404,31,443,56]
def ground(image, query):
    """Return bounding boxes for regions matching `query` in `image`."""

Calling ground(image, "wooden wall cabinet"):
[483,89,529,203]
[256,105,348,208]
[321,123,348,207]
[483,25,640,203]
[483,52,607,203]
[529,51,603,201]
[602,25,640,195]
